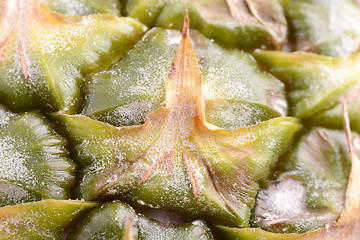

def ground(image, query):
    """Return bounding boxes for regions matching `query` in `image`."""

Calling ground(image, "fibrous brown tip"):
[18,41,32,87]
[124,213,135,240]
[339,87,360,223]
[342,88,360,159]
[226,0,238,20]
[182,10,190,38]
[183,150,200,200]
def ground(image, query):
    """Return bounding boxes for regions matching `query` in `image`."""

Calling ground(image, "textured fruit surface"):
[0,200,98,239]
[53,24,301,227]
[69,201,214,240]
[1,0,360,239]
[0,105,75,207]
[83,28,287,129]
[0,0,146,113]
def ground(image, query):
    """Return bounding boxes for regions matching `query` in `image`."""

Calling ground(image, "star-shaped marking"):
[56,11,301,227]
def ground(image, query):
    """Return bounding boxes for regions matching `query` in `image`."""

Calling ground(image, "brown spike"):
[183,150,200,200]
[182,9,190,38]
[18,40,32,87]
[339,88,360,223]
[226,0,239,19]
[165,10,205,122]
[342,88,360,159]
[123,213,135,240]
[138,156,162,184]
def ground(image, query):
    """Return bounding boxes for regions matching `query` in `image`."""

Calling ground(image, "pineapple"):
[0,0,360,239]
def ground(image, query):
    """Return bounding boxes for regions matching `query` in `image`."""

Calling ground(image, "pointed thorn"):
[182,9,190,38]
[183,150,200,200]
[165,8,206,120]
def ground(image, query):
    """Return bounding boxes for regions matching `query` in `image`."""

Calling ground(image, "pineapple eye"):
[68,201,214,239]
[0,105,76,206]
[286,0,360,57]
[0,0,146,113]
[54,11,301,229]
[1,1,360,239]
